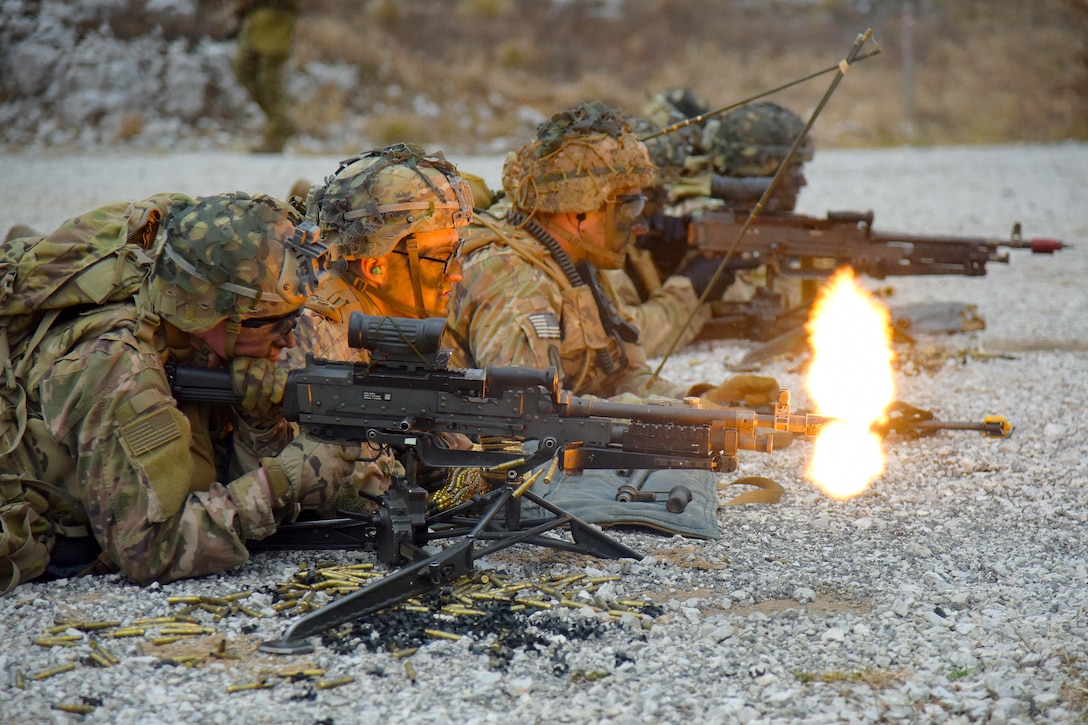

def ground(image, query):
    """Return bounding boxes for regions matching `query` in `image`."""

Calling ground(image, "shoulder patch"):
[527,312,561,340]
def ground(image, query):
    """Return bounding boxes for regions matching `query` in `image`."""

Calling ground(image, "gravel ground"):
[1,143,1087,724]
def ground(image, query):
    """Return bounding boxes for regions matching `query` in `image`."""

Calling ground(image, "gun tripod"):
[255,460,641,655]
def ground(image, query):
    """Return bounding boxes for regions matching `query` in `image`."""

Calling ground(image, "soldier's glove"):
[689,374,780,408]
[230,356,288,423]
[679,254,735,300]
[634,213,692,279]
[261,437,369,517]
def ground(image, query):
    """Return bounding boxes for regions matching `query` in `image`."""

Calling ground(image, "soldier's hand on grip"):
[261,436,372,517]
[230,356,288,421]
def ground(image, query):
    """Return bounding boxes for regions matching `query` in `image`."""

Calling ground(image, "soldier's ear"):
[358,257,385,286]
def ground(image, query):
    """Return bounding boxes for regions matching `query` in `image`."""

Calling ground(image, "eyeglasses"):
[390,246,461,274]
[607,193,648,221]
[240,308,303,337]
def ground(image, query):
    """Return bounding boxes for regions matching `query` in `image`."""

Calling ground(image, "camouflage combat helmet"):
[705,101,813,177]
[629,116,687,186]
[636,88,710,181]
[308,142,473,261]
[502,100,656,215]
[149,192,318,334]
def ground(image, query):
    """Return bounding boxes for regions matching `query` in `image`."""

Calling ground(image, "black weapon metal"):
[258,471,641,655]
[650,28,876,385]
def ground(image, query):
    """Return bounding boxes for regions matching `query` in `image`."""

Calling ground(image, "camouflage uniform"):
[446,102,690,401]
[636,96,815,316]
[600,265,709,359]
[233,0,299,152]
[282,144,475,497]
[0,194,359,590]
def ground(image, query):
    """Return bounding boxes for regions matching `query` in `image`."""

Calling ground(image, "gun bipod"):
[258,480,642,655]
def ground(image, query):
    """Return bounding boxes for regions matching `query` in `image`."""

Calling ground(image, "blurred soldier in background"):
[232,0,299,153]
[631,94,815,340]
[0,193,372,592]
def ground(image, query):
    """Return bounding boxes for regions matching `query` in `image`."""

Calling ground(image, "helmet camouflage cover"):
[503,100,657,215]
[309,142,474,261]
[705,101,814,177]
[635,88,710,183]
[149,192,310,332]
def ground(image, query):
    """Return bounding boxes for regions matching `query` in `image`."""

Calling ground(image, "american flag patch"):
[527,312,561,339]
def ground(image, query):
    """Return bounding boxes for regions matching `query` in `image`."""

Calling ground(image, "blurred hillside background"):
[1,0,1086,154]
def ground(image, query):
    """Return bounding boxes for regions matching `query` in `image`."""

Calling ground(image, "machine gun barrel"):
[688,210,1067,279]
[170,316,832,478]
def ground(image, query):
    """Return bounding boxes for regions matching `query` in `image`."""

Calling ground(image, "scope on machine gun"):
[169,314,831,655]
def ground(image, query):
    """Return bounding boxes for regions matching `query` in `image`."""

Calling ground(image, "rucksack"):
[0,193,190,593]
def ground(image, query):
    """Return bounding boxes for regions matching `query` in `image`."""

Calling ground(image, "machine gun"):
[171,314,830,654]
[685,209,1067,345]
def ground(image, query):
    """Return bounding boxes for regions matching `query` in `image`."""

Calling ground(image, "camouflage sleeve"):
[602,269,710,359]
[39,332,281,585]
[283,307,358,366]
[281,307,397,493]
[447,248,562,370]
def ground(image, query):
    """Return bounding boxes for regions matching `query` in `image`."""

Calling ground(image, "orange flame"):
[803,268,895,499]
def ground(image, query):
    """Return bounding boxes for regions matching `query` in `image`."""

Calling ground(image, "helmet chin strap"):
[403,237,430,319]
[224,319,242,359]
[543,206,626,270]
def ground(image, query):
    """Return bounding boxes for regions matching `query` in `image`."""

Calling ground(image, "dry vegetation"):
[99,0,1086,151]
[261,0,1088,153]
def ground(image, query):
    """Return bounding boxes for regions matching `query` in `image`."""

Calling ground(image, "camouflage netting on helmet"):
[635,89,712,183]
[705,101,813,177]
[149,192,305,332]
[309,142,473,260]
[503,100,657,215]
